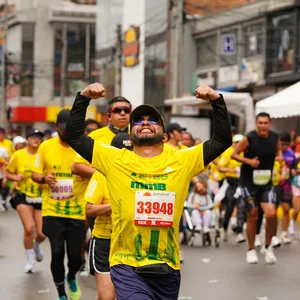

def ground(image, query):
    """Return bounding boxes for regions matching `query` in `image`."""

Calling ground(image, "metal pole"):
[171,0,183,98]
[1,0,8,128]
[60,23,67,108]
[115,24,122,96]
[85,24,90,81]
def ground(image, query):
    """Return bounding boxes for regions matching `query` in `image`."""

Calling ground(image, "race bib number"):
[134,191,175,227]
[50,179,73,200]
[253,170,271,186]
[26,196,42,204]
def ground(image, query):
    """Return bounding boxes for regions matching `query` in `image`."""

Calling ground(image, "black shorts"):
[89,237,111,275]
[241,184,277,210]
[277,185,293,204]
[10,192,42,210]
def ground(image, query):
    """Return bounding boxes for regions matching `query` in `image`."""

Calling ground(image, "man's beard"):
[131,133,164,146]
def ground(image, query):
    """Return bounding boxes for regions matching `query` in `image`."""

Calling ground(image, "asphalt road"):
[0,209,299,300]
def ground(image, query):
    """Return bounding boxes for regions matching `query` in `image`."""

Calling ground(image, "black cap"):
[129,104,165,132]
[26,129,44,139]
[111,132,133,150]
[56,109,71,130]
[166,123,186,134]
[44,128,52,135]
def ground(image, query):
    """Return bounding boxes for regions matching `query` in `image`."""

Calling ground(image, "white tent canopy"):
[164,91,255,133]
[256,81,300,118]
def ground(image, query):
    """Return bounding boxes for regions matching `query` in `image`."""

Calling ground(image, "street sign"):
[221,33,236,55]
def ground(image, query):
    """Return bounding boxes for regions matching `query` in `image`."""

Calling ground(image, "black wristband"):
[41,176,46,184]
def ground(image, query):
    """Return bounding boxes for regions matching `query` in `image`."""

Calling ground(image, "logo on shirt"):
[130,181,166,191]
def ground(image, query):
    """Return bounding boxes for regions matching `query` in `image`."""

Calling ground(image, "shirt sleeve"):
[91,142,121,176]
[84,172,108,204]
[203,96,232,166]
[177,143,205,179]
[6,152,18,174]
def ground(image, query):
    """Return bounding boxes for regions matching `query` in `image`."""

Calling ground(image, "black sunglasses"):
[110,106,132,114]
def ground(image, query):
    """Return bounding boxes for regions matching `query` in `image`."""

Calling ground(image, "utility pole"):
[115,24,122,96]
[171,0,183,98]
[85,24,90,82]
[60,23,67,108]
[0,0,8,128]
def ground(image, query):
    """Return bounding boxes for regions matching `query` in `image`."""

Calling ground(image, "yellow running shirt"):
[164,142,187,151]
[33,137,86,220]
[218,145,242,179]
[91,142,205,270]
[84,171,111,239]
[74,126,116,166]
[208,157,225,181]
[6,148,42,198]
[0,138,14,157]
[272,160,283,186]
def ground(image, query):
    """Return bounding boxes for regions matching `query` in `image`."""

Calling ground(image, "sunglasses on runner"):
[110,106,132,114]
[132,117,160,126]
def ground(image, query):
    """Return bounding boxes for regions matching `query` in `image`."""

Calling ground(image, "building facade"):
[0,0,97,132]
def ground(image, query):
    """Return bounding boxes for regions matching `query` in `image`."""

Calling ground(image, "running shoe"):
[288,220,295,235]
[180,250,184,263]
[254,234,261,248]
[261,246,277,264]
[34,241,44,262]
[235,233,246,244]
[24,260,35,273]
[280,232,291,244]
[58,297,68,300]
[246,249,258,264]
[271,236,281,248]
[66,276,81,300]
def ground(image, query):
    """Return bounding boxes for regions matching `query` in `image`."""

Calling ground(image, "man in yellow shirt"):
[32,110,86,300]
[65,83,231,300]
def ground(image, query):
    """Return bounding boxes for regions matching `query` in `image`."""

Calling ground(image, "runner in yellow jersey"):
[218,134,245,243]
[86,133,132,300]
[31,110,86,300]
[6,129,45,273]
[65,83,231,300]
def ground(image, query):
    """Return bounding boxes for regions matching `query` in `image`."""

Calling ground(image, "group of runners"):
[1,82,299,300]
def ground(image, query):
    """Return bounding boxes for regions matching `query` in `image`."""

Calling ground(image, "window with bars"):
[196,35,217,67]
[244,23,264,58]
